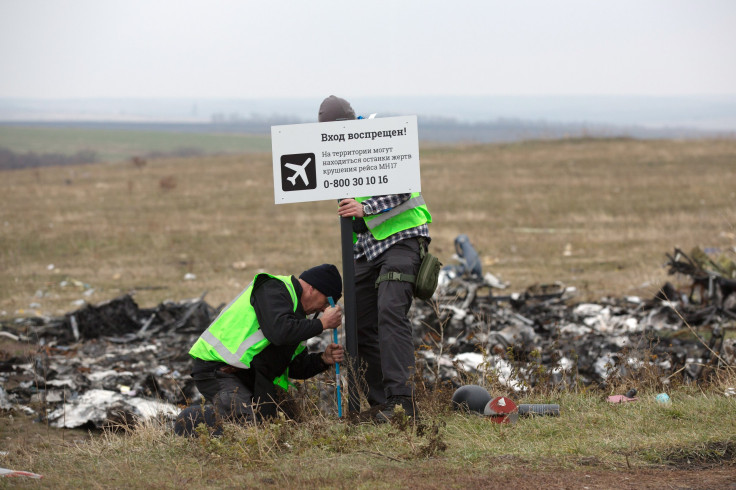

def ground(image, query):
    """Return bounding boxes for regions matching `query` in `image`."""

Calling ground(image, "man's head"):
[318,95,356,122]
[298,263,342,313]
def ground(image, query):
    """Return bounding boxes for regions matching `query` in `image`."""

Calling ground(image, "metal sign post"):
[271,115,421,414]
[339,215,360,413]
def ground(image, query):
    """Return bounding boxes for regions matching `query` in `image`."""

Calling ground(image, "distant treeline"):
[2,116,733,171]
[0,146,209,171]
[0,146,98,170]
[7,117,733,142]
[415,116,735,143]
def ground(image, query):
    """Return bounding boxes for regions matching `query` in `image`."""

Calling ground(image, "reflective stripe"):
[365,195,426,229]
[198,326,266,369]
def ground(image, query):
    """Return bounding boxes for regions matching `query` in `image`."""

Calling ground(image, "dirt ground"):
[1,410,735,488]
[288,462,736,489]
[448,468,736,489]
[347,464,736,489]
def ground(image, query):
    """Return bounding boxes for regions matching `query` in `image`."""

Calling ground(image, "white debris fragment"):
[574,303,604,316]
[558,323,592,336]
[453,353,524,392]
[0,467,43,479]
[454,352,485,371]
[86,370,133,382]
[154,365,170,376]
[0,387,12,410]
[483,272,508,289]
[48,389,178,428]
[593,352,618,380]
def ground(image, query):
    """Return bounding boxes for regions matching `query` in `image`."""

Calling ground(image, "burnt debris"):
[0,293,219,428]
[1,244,735,428]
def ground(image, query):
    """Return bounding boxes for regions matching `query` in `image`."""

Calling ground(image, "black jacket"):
[192,275,329,418]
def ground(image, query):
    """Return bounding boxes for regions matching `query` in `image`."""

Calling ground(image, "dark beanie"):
[318,95,356,122]
[300,263,342,302]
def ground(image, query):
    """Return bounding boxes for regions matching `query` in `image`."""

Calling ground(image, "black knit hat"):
[318,95,356,122]
[299,264,342,302]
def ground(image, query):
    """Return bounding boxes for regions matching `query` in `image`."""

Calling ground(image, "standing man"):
[319,95,432,422]
[185,263,344,425]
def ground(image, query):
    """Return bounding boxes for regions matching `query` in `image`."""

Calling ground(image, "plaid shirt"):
[354,194,430,261]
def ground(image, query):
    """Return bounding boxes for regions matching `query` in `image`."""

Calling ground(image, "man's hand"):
[320,303,342,330]
[338,198,365,218]
[321,343,344,365]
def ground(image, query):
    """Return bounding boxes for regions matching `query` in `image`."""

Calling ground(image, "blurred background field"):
[0,124,271,163]
[1,134,735,319]
[2,132,736,488]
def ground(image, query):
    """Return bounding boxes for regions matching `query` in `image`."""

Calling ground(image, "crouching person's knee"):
[214,388,256,425]
[174,405,222,437]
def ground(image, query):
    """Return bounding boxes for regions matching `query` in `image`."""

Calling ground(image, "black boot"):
[374,395,417,423]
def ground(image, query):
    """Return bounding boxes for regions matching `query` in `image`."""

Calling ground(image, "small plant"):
[159,175,177,190]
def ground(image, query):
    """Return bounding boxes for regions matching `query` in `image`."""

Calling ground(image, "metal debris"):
[411,246,736,391]
[0,293,218,428]
[1,245,734,428]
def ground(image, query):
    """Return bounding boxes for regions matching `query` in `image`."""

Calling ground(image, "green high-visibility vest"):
[189,273,305,391]
[355,193,432,242]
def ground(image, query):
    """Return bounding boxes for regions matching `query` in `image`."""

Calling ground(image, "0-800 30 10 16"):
[323,175,388,188]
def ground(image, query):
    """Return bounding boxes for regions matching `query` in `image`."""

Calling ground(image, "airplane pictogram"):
[284,157,312,187]
[280,152,317,191]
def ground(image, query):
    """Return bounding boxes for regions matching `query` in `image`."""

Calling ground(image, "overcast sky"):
[1,0,735,99]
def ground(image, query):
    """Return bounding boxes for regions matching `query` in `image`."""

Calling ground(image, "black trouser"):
[355,237,421,406]
[192,368,256,423]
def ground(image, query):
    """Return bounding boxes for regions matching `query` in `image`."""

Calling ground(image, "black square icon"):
[281,153,317,191]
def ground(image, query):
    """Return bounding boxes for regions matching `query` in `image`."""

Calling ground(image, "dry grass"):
[2,372,734,488]
[2,136,736,486]
[423,138,736,300]
[2,137,735,319]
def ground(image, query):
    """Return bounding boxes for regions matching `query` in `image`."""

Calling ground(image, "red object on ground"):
[484,396,519,424]
[0,468,43,479]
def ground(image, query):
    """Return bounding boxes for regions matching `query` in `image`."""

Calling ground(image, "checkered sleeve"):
[362,194,411,215]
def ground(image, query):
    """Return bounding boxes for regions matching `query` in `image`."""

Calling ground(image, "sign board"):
[271,115,421,204]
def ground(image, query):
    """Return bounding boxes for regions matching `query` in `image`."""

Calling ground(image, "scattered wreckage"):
[1,238,734,429]
[414,241,736,391]
[0,294,217,429]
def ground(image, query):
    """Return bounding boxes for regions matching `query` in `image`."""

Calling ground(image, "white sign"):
[271,115,421,204]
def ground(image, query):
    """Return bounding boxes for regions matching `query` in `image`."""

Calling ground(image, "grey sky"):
[1,0,734,99]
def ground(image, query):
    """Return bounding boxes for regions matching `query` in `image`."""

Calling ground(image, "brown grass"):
[1,138,735,318]
[1,137,736,486]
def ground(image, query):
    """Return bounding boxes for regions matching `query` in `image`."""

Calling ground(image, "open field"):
[0,125,271,163]
[1,137,735,318]
[1,137,736,487]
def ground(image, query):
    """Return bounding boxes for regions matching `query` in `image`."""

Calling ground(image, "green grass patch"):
[0,125,271,162]
[2,385,734,487]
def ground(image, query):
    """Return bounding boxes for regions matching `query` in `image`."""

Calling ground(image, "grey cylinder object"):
[451,385,492,413]
[518,404,560,416]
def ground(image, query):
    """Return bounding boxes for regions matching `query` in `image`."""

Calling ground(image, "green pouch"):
[374,238,442,300]
[413,249,442,300]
